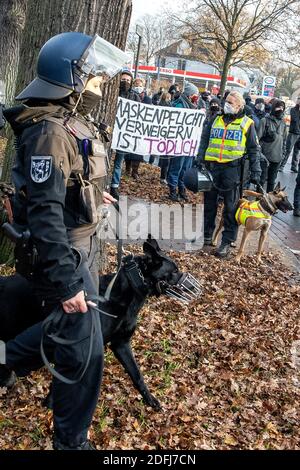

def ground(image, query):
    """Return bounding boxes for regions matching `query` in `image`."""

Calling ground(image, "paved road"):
[271,156,300,254]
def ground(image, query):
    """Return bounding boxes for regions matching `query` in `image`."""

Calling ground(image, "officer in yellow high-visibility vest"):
[197,91,261,258]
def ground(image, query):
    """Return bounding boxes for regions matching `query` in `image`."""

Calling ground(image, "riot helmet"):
[16,32,129,101]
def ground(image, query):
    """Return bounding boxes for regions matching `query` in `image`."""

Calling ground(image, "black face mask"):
[77,90,101,116]
[273,109,284,118]
[120,81,131,93]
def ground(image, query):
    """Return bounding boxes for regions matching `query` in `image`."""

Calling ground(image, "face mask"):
[77,90,101,115]
[255,103,265,111]
[120,81,131,93]
[224,102,236,115]
[210,105,219,111]
[273,108,284,118]
[202,96,208,101]
[133,86,144,94]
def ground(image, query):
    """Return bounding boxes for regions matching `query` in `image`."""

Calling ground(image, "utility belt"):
[205,158,243,169]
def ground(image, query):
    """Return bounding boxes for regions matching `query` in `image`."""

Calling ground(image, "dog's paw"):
[142,393,162,411]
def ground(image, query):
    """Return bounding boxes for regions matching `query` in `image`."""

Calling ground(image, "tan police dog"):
[212,183,293,262]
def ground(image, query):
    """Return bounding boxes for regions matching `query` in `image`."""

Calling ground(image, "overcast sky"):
[131,0,162,23]
[131,0,180,25]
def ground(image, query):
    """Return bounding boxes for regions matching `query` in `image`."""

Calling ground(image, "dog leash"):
[40,299,101,385]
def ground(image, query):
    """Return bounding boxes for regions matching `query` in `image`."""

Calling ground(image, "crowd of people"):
[109,71,300,229]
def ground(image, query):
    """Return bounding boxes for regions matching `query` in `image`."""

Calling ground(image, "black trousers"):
[5,235,103,447]
[158,156,170,180]
[204,162,241,244]
[260,160,281,192]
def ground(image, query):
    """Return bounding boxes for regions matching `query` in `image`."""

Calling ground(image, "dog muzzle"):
[161,273,202,304]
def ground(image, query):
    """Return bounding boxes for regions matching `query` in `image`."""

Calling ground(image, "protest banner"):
[112,98,206,157]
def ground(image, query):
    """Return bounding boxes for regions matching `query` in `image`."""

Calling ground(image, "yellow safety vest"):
[235,200,271,226]
[205,115,253,163]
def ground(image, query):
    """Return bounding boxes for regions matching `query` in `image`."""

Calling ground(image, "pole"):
[134,34,142,79]
[157,55,161,82]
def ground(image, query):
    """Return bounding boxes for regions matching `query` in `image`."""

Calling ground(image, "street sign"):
[136,24,143,37]
[262,76,276,97]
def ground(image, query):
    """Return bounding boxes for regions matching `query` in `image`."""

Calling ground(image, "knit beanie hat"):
[183,81,199,97]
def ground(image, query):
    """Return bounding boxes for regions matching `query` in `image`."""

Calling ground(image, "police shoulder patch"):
[30,156,52,183]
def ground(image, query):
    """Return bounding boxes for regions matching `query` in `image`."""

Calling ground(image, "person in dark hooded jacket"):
[124,77,151,179]
[203,97,221,128]
[252,97,266,130]
[110,69,140,199]
[257,99,287,192]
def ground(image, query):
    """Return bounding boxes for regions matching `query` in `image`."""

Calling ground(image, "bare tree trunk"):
[0,0,27,107]
[0,0,27,263]
[0,0,132,267]
[219,47,233,96]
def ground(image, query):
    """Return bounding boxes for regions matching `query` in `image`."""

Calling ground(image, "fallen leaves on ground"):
[0,137,7,166]
[118,162,203,205]
[1,245,299,450]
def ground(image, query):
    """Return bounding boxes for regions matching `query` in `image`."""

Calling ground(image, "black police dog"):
[0,236,182,410]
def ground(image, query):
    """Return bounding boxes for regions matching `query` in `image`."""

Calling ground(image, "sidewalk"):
[235,226,300,275]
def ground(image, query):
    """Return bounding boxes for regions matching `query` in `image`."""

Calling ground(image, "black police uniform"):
[3,100,107,448]
[198,109,261,245]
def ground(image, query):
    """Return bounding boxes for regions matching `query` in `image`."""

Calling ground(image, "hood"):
[3,101,72,134]
[271,99,285,113]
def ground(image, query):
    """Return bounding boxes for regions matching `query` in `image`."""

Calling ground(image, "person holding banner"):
[124,77,152,180]
[167,81,199,202]
[197,91,261,258]
[110,69,140,200]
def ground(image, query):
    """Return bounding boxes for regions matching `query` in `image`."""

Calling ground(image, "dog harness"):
[235,200,271,226]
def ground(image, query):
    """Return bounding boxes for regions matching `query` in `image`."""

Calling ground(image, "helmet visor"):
[77,35,129,82]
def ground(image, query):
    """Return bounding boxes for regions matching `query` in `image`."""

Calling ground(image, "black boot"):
[179,189,189,202]
[110,187,119,200]
[215,242,231,258]
[0,364,16,388]
[293,208,300,217]
[53,437,96,450]
[168,187,179,202]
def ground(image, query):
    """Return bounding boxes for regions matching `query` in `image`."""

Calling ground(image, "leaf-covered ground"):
[118,161,203,205]
[1,245,300,450]
[0,137,7,166]
[1,157,299,449]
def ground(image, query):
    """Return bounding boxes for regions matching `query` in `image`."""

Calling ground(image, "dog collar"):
[122,255,148,297]
[259,195,277,215]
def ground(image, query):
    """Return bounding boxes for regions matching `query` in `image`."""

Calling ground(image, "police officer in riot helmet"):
[1,32,128,450]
